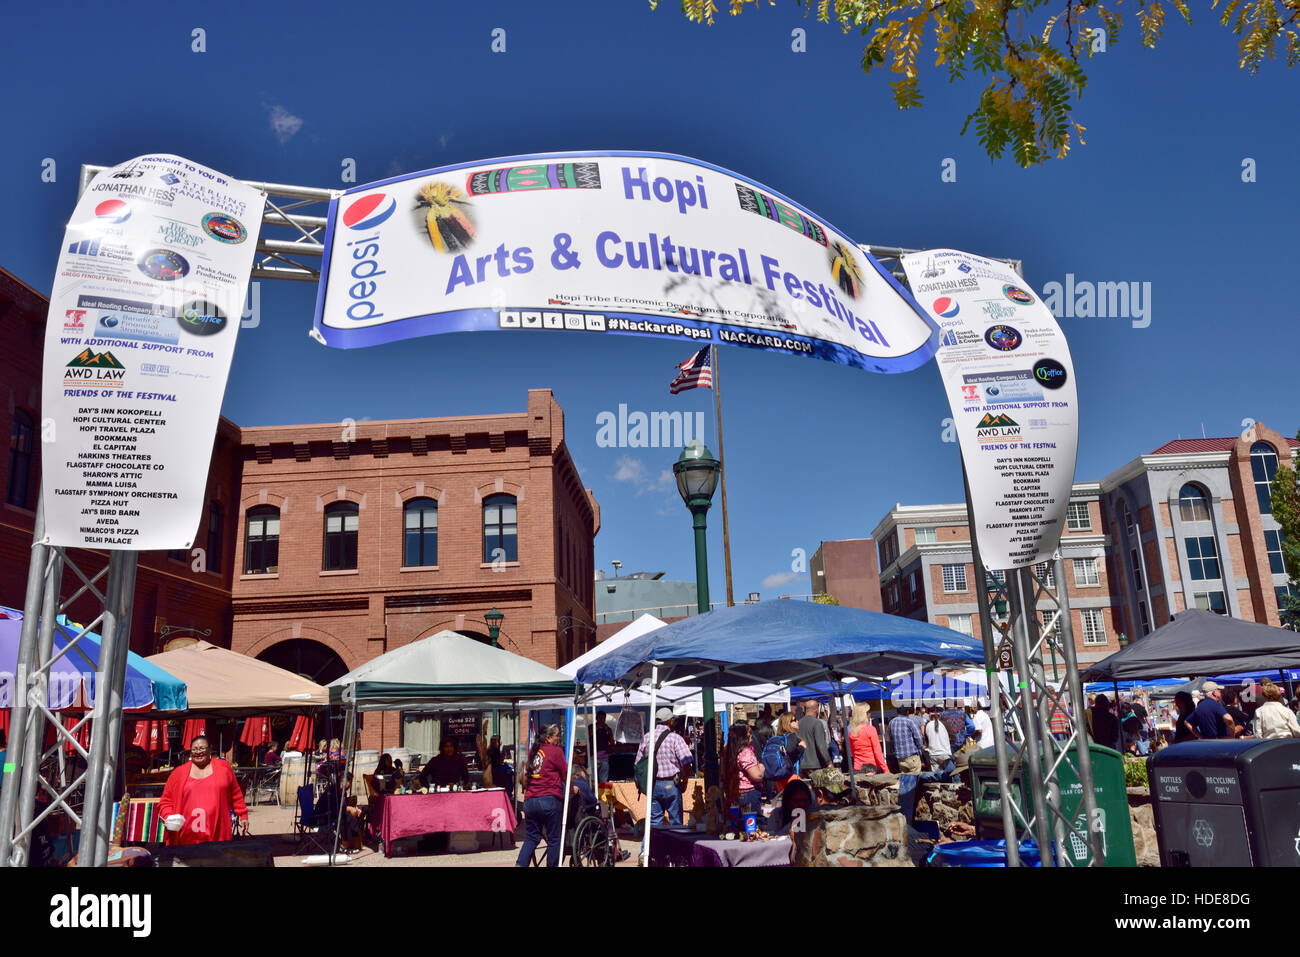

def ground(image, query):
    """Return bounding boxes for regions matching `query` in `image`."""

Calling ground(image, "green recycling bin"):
[966,743,1136,867]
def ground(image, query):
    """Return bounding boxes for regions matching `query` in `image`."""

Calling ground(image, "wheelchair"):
[528,792,620,867]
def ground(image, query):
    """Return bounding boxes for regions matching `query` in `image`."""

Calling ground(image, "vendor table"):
[648,825,791,867]
[367,789,517,858]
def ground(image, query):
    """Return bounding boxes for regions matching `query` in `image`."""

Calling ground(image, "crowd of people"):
[1086,677,1300,753]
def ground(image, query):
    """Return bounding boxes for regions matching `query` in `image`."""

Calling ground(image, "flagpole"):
[712,345,735,608]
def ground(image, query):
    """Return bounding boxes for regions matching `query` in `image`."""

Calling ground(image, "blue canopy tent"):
[1083,679,1185,695]
[577,600,984,690]
[576,600,984,865]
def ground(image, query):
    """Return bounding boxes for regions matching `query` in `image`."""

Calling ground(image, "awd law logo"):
[975,412,1022,445]
[64,349,126,388]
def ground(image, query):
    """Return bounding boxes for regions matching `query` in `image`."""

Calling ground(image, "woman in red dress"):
[158,735,249,846]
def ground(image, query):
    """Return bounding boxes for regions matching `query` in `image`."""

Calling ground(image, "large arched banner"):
[312,152,939,373]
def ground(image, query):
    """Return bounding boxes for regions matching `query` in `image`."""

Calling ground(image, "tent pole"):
[640,663,659,867]
[558,707,575,866]
[836,676,857,803]
[331,700,356,864]
[964,462,1020,866]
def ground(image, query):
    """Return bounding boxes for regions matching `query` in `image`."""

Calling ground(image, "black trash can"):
[1148,739,1300,867]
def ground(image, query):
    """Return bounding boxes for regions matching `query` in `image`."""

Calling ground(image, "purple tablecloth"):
[368,790,517,857]
[649,827,792,867]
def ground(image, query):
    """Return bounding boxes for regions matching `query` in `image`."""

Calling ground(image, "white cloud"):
[762,571,799,589]
[266,105,304,144]
[612,456,673,496]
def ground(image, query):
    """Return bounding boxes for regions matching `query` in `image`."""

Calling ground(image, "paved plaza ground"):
[244,802,642,867]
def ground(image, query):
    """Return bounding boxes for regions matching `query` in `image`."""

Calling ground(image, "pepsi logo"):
[342,193,396,230]
[94,199,131,224]
[933,297,960,319]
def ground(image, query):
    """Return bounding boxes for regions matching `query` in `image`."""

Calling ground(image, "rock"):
[791,805,913,867]
[1129,801,1160,867]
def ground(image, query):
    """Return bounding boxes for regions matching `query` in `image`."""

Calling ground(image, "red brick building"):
[2,268,600,750]
[809,539,881,611]
[229,389,600,747]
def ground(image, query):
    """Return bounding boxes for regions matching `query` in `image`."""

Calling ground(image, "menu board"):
[41,154,262,549]
[444,712,483,770]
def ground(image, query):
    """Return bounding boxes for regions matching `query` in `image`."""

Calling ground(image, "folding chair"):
[293,784,337,854]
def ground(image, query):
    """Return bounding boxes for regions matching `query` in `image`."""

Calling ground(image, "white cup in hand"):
[164,814,186,831]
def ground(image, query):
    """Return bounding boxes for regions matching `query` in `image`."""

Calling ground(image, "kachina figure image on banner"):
[416,180,476,252]
[827,241,862,298]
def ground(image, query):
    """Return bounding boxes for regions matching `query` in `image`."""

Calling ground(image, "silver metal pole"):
[15,550,65,858]
[1011,567,1054,865]
[331,701,357,864]
[639,663,660,867]
[93,555,136,866]
[962,465,1020,865]
[0,500,51,866]
[77,551,131,867]
[1053,555,1105,864]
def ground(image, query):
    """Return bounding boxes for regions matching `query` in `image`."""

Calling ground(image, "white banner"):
[901,249,1079,570]
[41,154,263,550]
[312,151,938,373]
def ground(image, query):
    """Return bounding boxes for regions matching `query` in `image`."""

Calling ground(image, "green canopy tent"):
[325,630,577,862]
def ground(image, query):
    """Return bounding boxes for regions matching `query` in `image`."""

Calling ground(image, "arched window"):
[323,502,359,570]
[403,498,438,566]
[1251,442,1280,514]
[1178,484,1211,522]
[483,494,517,563]
[244,506,280,574]
[6,410,35,509]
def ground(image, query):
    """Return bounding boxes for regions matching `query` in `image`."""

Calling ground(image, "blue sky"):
[2,2,1296,600]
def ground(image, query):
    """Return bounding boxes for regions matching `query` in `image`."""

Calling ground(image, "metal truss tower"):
[0,167,336,867]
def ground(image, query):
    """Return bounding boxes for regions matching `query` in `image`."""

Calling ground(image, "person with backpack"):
[761,711,805,794]
[722,722,765,816]
[635,708,694,827]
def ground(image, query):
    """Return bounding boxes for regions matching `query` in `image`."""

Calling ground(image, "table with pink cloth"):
[368,789,517,857]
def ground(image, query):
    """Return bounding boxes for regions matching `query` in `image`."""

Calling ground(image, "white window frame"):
[947,613,973,636]
[914,526,937,545]
[1081,608,1107,645]
[942,563,967,593]
[1066,502,1091,531]
[1033,561,1056,588]
[1072,557,1100,587]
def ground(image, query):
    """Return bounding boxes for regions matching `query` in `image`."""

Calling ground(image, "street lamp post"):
[485,608,504,736]
[673,439,721,790]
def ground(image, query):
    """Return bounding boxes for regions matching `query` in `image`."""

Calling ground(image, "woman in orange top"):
[158,735,249,845]
[848,704,888,774]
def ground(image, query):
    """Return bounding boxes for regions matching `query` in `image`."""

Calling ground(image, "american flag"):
[669,346,713,394]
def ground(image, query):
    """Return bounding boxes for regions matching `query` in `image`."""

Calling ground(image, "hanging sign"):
[41,154,263,550]
[312,151,939,373]
[901,249,1080,570]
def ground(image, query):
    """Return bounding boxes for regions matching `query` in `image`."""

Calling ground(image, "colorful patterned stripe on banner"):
[733,184,828,246]
[467,162,602,195]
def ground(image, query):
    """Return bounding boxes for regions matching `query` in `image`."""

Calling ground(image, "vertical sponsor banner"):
[901,249,1079,570]
[41,154,263,550]
[312,151,939,373]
